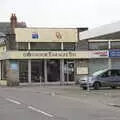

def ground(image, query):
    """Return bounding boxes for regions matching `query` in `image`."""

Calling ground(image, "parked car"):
[80,69,120,90]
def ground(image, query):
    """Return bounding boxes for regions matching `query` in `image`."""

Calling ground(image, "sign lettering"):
[90,51,108,58]
[23,52,76,57]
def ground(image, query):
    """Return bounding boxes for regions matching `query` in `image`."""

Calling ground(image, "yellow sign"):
[0,51,109,60]
[15,28,77,42]
[7,51,89,59]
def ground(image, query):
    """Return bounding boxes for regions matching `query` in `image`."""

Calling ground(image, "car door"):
[111,70,120,86]
[98,70,112,87]
[108,70,118,86]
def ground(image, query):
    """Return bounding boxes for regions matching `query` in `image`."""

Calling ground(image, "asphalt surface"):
[0,86,120,120]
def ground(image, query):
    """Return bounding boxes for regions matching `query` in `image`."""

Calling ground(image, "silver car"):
[80,69,120,90]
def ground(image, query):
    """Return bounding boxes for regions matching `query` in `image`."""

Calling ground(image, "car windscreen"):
[92,69,108,76]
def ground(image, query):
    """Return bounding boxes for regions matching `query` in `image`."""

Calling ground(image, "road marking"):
[5,98,21,105]
[28,106,53,117]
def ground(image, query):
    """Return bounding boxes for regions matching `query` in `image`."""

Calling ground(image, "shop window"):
[89,42,108,50]
[89,59,108,75]
[30,42,61,51]
[111,59,120,69]
[111,41,120,49]
[16,42,28,50]
[63,43,75,51]
[19,60,28,83]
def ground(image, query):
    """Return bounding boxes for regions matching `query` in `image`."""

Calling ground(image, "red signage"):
[93,51,108,56]
[90,51,108,58]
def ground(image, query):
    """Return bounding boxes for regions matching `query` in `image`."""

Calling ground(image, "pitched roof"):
[0,22,27,34]
[0,22,11,34]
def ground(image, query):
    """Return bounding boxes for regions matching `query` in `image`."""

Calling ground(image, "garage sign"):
[109,49,120,57]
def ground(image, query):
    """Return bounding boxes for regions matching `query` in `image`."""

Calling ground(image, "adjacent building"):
[0,14,88,86]
[79,21,120,79]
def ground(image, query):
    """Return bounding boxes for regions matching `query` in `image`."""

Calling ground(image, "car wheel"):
[94,82,100,90]
[82,86,87,90]
[111,86,116,89]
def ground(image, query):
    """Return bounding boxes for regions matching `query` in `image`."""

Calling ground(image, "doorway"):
[64,60,74,82]
[47,59,60,82]
[31,60,44,82]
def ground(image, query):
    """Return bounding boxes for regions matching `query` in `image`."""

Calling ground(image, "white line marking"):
[28,106,53,117]
[5,98,21,105]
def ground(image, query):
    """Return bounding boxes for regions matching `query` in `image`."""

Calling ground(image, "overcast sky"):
[1,0,120,29]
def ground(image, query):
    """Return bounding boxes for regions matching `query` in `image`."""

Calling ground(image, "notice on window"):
[10,63,18,70]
